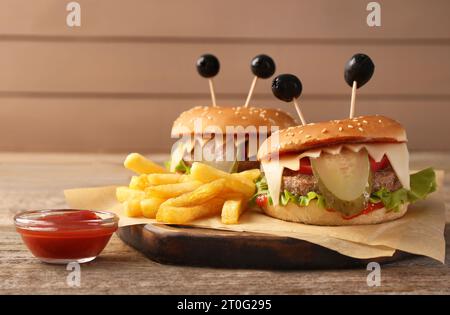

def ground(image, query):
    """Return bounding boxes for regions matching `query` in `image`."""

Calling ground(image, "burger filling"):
[253,153,436,220]
[169,135,261,173]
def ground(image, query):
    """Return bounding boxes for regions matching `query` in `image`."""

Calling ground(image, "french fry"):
[156,198,225,224]
[129,174,149,190]
[147,173,181,186]
[145,181,203,199]
[116,186,145,203]
[178,174,194,183]
[141,198,165,218]
[190,163,255,198]
[124,153,166,174]
[221,197,246,224]
[160,179,225,208]
[232,169,261,182]
[123,199,142,217]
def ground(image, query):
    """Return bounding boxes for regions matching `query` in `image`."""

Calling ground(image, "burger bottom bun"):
[263,201,408,226]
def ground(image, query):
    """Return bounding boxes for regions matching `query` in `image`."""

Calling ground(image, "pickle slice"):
[311,149,371,216]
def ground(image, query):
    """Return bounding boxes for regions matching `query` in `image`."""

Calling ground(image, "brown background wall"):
[0,0,449,152]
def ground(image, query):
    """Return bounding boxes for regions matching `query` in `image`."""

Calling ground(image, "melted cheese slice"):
[261,143,410,206]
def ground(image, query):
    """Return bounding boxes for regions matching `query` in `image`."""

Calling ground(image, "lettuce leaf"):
[252,176,325,208]
[280,190,325,208]
[172,160,191,174]
[370,168,436,211]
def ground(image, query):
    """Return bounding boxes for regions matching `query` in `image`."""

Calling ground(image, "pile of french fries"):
[116,153,260,224]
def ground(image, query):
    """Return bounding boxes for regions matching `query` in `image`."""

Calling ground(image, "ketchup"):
[15,209,118,264]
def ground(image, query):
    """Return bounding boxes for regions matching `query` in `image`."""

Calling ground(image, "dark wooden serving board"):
[116,224,416,269]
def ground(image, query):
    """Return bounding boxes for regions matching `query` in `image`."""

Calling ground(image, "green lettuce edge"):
[252,168,437,211]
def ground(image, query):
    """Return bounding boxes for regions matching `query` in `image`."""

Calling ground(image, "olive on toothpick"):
[272,74,306,125]
[344,53,375,118]
[196,54,220,106]
[244,54,276,107]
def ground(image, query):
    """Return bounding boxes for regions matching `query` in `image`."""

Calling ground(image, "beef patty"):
[282,166,402,197]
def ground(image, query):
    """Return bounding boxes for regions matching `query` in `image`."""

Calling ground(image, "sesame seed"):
[358,127,364,132]
[338,127,343,132]
[218,110,222,114]
[347,125,354,129]
[288,132,294,136]
[362,120,368,124]
[275,112,279,116]
[357,122,361,126]
[321,128,328,133]
[378,119,382,123]
[305,135,311,139]
[299,130,304,134]
[207,116,212,120]
[242,116,247,120]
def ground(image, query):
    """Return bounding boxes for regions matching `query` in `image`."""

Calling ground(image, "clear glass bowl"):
[14,209,119,264]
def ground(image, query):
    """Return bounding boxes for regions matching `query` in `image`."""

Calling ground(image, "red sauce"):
[336,202,385,220]
[15,210,118,263]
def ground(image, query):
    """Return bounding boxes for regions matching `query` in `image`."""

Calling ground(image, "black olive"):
[271,74,302,102]
[344,53,375,88]
[251,54,276,79]
[196,54,220,78]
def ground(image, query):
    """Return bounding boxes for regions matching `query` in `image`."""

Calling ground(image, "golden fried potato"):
[129,174,149,190]
[145,181,203,199]
[123,199,142,217]
[160,179,225,208]
[146,173,181,186]
[156,198,225,224]
[140,198,165,218]
[190,163,255,198]
[116,186,145,203]
[124,153,166,174]
[221,197,246,224]
[232,169,261,182]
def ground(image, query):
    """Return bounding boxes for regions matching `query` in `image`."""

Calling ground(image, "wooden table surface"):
[1,152,449,295]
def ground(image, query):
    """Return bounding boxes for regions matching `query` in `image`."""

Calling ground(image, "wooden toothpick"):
[208,79,217,107]
[349,80,357,118]
[244,76,258,108]
[293,98,306,125]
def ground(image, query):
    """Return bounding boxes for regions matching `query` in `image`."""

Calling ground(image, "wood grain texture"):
[1,0,449,152]
[1,0,449,39]
[1,42,449,96]
[1,97,449,152]
[0,153,448,294]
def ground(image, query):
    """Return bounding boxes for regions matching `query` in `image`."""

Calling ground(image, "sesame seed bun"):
[257,115,407,160]
[171,105,297,137]
[263,201,408,226]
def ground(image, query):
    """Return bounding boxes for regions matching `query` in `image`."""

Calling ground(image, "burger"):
[254,115,436,226]
[169,105,296,173]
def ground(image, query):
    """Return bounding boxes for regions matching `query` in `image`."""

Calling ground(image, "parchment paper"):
[64,171,446,262]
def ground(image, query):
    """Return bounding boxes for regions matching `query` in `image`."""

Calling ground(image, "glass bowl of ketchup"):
[14,209,119,264]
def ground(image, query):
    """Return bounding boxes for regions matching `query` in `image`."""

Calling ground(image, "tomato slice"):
[255,195,268,208]
[299,157,313,175]
[369,155,390,172]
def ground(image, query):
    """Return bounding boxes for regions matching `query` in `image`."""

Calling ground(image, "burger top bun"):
[258,115,407,160]
[171,105,297,137]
